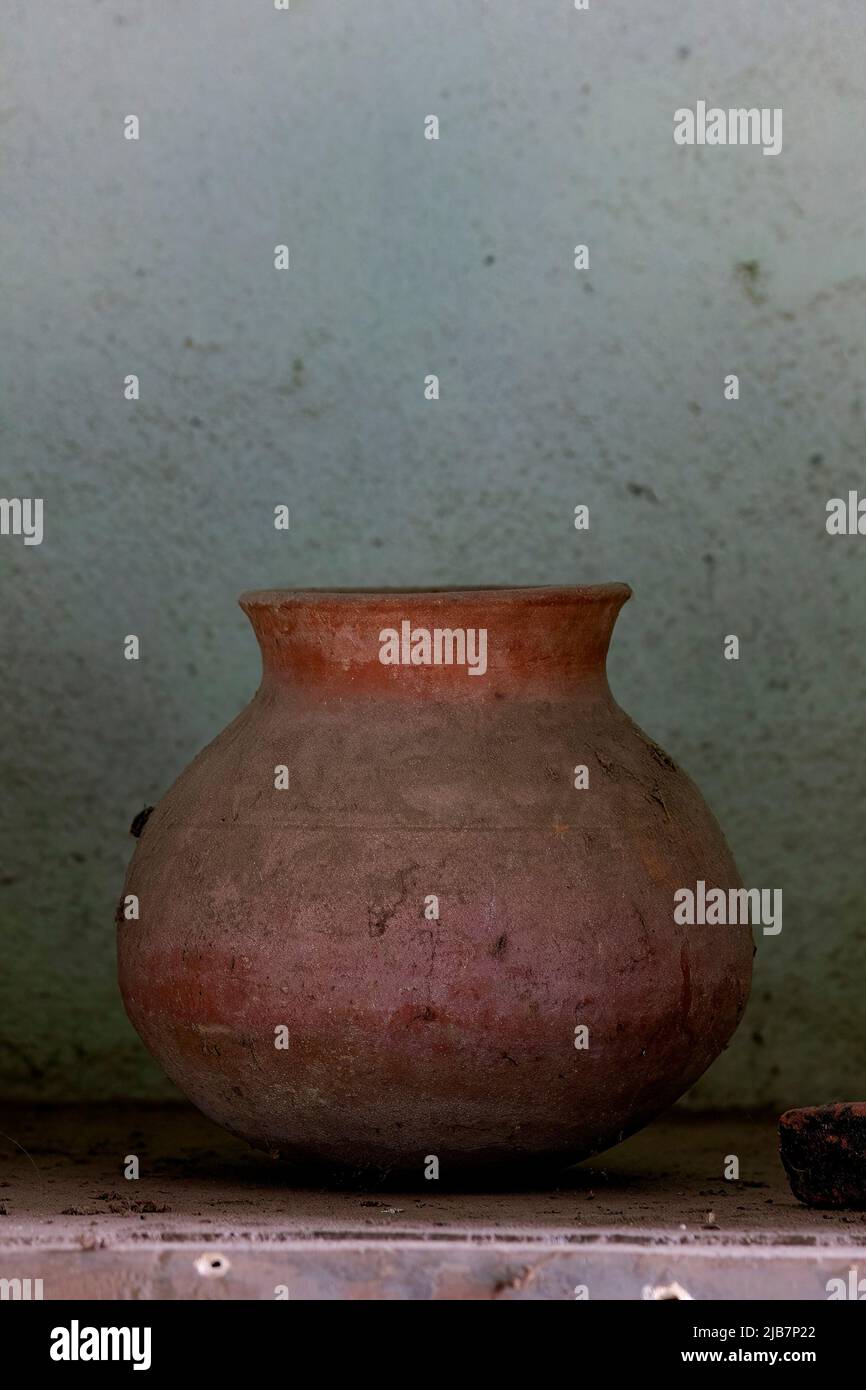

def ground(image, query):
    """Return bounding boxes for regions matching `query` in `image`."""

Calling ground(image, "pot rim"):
[240,583,632,607]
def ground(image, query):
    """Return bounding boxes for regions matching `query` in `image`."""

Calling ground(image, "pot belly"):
[118,819,752,1170]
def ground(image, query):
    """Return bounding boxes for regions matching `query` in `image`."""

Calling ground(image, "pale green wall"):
[2,0,865,1106]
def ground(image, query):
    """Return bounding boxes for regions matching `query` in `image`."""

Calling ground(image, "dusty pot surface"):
[118,586,752,1172]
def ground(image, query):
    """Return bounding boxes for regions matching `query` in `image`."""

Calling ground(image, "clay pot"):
[118,586,752,1172]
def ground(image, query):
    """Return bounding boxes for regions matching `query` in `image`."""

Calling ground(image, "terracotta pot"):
[118,586,752,1172]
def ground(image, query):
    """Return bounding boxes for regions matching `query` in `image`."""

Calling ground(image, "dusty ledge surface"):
[0,1105,863,1299]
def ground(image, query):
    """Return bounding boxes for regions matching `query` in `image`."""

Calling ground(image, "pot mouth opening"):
[240,583,632,608]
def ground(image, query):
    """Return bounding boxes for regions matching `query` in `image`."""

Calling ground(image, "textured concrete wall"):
[2,0,865,1106]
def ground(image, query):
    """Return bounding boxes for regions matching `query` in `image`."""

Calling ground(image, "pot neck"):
[239,586,631,702]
